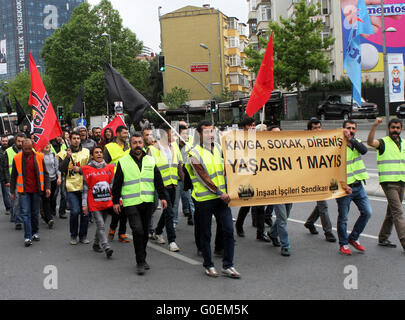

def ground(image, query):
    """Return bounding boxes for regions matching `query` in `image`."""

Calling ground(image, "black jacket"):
[112,150,166,205]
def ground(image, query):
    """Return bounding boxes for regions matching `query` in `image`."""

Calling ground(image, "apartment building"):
[160,5,251,101]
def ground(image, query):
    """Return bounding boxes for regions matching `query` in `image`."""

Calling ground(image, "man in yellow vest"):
[368,117,405,251]
[4,132,25,229]
[103,125,130,243]
[149,123,181,252]
[112,133,167,275]
[336,120,371,255]
[10,139,51,247]
[58,132,90,245]
[185,120,240,279]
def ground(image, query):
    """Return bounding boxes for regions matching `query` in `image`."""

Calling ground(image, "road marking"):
[287,218,378,240]
[126,235,201,266]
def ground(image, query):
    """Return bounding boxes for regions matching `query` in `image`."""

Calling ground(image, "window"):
[228,18,238,30]
[228,37,240,48]
[229,74,241,85]
[257,5,271,22]
[229,55,241,67]
[249,0,257,12]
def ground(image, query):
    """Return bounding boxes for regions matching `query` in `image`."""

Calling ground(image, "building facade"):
[160,5,251,102]
[0,0,84,80]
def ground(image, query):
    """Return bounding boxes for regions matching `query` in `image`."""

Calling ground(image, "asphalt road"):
[0,194,404,300]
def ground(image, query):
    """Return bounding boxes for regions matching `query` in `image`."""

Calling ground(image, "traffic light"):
[57,106,64,120]
[210,100,217,113]
[158,55,165,72]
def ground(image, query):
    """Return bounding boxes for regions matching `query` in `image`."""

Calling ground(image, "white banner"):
[388,53,404,103]
[0,39,7,75]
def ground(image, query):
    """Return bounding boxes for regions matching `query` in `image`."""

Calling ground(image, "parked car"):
[317,94,378,120]
[396,104,405,119]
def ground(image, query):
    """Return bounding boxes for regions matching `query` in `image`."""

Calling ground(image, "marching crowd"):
[0,115,404,278]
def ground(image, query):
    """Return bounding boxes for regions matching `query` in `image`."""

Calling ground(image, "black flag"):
[2,93,13,114]
[71,84,85,115]
[14,96,26,126]
[105,63,150,124]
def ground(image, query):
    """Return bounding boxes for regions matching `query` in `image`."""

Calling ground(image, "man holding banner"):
[185,120,240,279]
[337,120,371,255]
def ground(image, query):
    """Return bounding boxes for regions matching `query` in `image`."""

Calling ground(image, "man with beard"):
[91,127,102,145]
[112,133,167,275]
[368,118,405,252]
[336,120,370,255]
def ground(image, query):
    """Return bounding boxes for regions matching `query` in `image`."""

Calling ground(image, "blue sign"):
[78,118,87,127]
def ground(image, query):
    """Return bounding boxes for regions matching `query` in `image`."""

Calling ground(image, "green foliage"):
[213,87,232,103]
[162,86,190,110]
[41,0,145,118]
[245,0,335,119]
[309,78,384,91]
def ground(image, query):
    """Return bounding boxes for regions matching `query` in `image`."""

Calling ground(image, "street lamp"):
[200,43,214,123]
[102,32,113,67]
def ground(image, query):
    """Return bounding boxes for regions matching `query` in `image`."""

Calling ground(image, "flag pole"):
[149,105,188,146]
[261,105,265,126]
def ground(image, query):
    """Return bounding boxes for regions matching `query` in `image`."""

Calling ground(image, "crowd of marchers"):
[0,115,404,278]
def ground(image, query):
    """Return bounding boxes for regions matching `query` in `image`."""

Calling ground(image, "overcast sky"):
[87,0,248,53]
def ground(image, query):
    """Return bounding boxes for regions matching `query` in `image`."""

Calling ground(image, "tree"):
[162,86,190,110]
[41,0,145,118]
[245,0,335,119]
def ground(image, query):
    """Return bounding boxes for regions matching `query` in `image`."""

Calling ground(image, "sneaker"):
[143,262,150,270]
[70,237,78,245]
[24,239,32,247]
[79,238,90,244]
[155,234,166,244]
[169,242,180,252]
[325,232,337,243]
[118,234,130,243]
[105,248,113,259]
[281,247,291,257]
[349,240,365,252]
[108,229,115,241]
[32,234,40,241]
[48,220,54,229]
[15,223,22,230]
[187,217,194,226]
[378,239,397,248]
[257,233,271,242]
[221,267,241,279]
[304,222,318,235]
[93,244,103,253]
[150,233,158,240]
[339,245,352,256]
[136,263,145,275]
[59,213,67,219]
[205,267,219,278]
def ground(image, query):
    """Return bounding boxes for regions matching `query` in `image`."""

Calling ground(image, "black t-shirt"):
[377,137,402,156]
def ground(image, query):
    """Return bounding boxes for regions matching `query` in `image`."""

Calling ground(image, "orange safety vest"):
[14,152,45,193]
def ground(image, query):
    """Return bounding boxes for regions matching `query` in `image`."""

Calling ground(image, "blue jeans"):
[269,204,292,249]
[1,183,11,211]
[173,181,194,224]
[11,192,23,225]
[336,184,372,246]
[194,198,235,269]
[67,191,89,239]
[19,193,41,240]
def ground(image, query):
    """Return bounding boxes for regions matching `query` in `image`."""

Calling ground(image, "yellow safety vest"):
[58,148,90,192]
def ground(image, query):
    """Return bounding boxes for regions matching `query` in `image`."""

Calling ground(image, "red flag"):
[101,116,126,139]
[29,53,62,151]
[245,32,274,117]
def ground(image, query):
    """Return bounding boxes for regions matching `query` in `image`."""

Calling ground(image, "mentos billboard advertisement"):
[341,0,405,72]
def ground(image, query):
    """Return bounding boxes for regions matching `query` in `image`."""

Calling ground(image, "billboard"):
[0,39,6,75]
[341,0,405,73]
